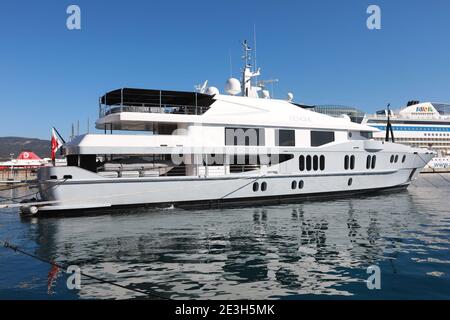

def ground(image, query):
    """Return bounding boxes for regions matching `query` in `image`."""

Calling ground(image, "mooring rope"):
[0,239,171,300]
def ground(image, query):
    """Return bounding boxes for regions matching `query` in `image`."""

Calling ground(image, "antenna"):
[229,49,233,77]
[253,24,257,85]
[242,40,251,69]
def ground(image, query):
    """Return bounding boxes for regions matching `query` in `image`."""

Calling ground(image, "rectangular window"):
[225,127,265,146]
[360,131,373,139]
[310,131,335,147]
[275,129,295,146]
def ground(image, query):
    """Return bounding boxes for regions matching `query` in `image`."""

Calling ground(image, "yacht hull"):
[24,155,430,215]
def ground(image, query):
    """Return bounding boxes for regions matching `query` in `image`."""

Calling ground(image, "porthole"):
[299,180,304,189]
[320,155,325,171]
[344,155,349,170]
[299,155,305,171]
[291,181,297,189]
[395,155,399,163]
[348,178,353,186]
[366,155,371,169]
[313,155,319,171]
[350,155,355,170]
[306,155,312,171]
[261,182,267,192]
[402,155,406,163]
[348,132,353,138]
[50,175,58,180]
[253,182,259,192]
[390,155,394,163]
[371,155,377,169]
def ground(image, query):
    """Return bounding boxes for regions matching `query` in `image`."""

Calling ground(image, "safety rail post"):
[159,90,162,113]
[120,88,124,112]
[195,92,198,115]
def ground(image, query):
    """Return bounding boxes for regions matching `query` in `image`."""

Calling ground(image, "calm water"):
[1,174,450,300]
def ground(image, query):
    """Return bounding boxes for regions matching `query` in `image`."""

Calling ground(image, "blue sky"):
[1,0,449,139]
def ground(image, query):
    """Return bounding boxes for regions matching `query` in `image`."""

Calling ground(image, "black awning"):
[100,88,214,107]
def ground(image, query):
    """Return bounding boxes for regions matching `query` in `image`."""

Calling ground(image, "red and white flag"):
[51,127,63,165]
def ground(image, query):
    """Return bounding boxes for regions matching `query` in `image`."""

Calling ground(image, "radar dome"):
[340,114,351,122]
[206,86,219,96]
[287,92,294,102]
[225,78,241,95]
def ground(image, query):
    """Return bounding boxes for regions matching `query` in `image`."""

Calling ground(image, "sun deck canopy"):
[100,88,215,108]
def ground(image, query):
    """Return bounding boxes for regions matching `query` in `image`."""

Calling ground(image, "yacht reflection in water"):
[24,187,446,299]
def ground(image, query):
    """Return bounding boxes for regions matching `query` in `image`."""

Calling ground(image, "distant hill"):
[0,137,50,160]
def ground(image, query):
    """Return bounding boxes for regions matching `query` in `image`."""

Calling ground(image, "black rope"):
[0,240,170,300]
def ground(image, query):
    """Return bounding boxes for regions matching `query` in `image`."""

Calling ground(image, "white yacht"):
[22,42,434,214]
[362,101,450,169]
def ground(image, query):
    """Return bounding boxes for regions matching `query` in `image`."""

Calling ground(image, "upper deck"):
[99,88,215,118]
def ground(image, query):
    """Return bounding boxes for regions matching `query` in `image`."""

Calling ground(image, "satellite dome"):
[225,78,241,95]
[287,92,294,102]
[206,86,219,96]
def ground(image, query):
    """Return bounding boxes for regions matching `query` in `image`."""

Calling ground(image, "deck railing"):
[100,103,210,118]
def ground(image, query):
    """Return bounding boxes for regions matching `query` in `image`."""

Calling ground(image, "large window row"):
[390,154,407,164]
[299,155,326,172]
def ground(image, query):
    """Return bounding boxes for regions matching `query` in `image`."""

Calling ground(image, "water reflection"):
[3,175,450,299]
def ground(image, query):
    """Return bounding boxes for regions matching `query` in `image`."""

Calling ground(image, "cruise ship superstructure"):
[363,101,450,169]
[22,42,434,214]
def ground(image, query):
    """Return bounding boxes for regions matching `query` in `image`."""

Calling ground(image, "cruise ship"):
[362,101,450,169]
[20,42,434,215]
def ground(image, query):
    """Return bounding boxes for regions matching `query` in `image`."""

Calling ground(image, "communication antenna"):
[229,49,233,78]
[258,79,279,99]
[253,24,257,85]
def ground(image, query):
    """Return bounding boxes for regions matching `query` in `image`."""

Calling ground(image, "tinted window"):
[320,155,325,171]
[299,155,305,171]
[371,155,377,169]
[366,155,371,169]
[313,155,319,171]
[360,131,373,139]
[306,155,312,171]
[276,129,295,146]
[311,131,335,147]
[350,155,355,170]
